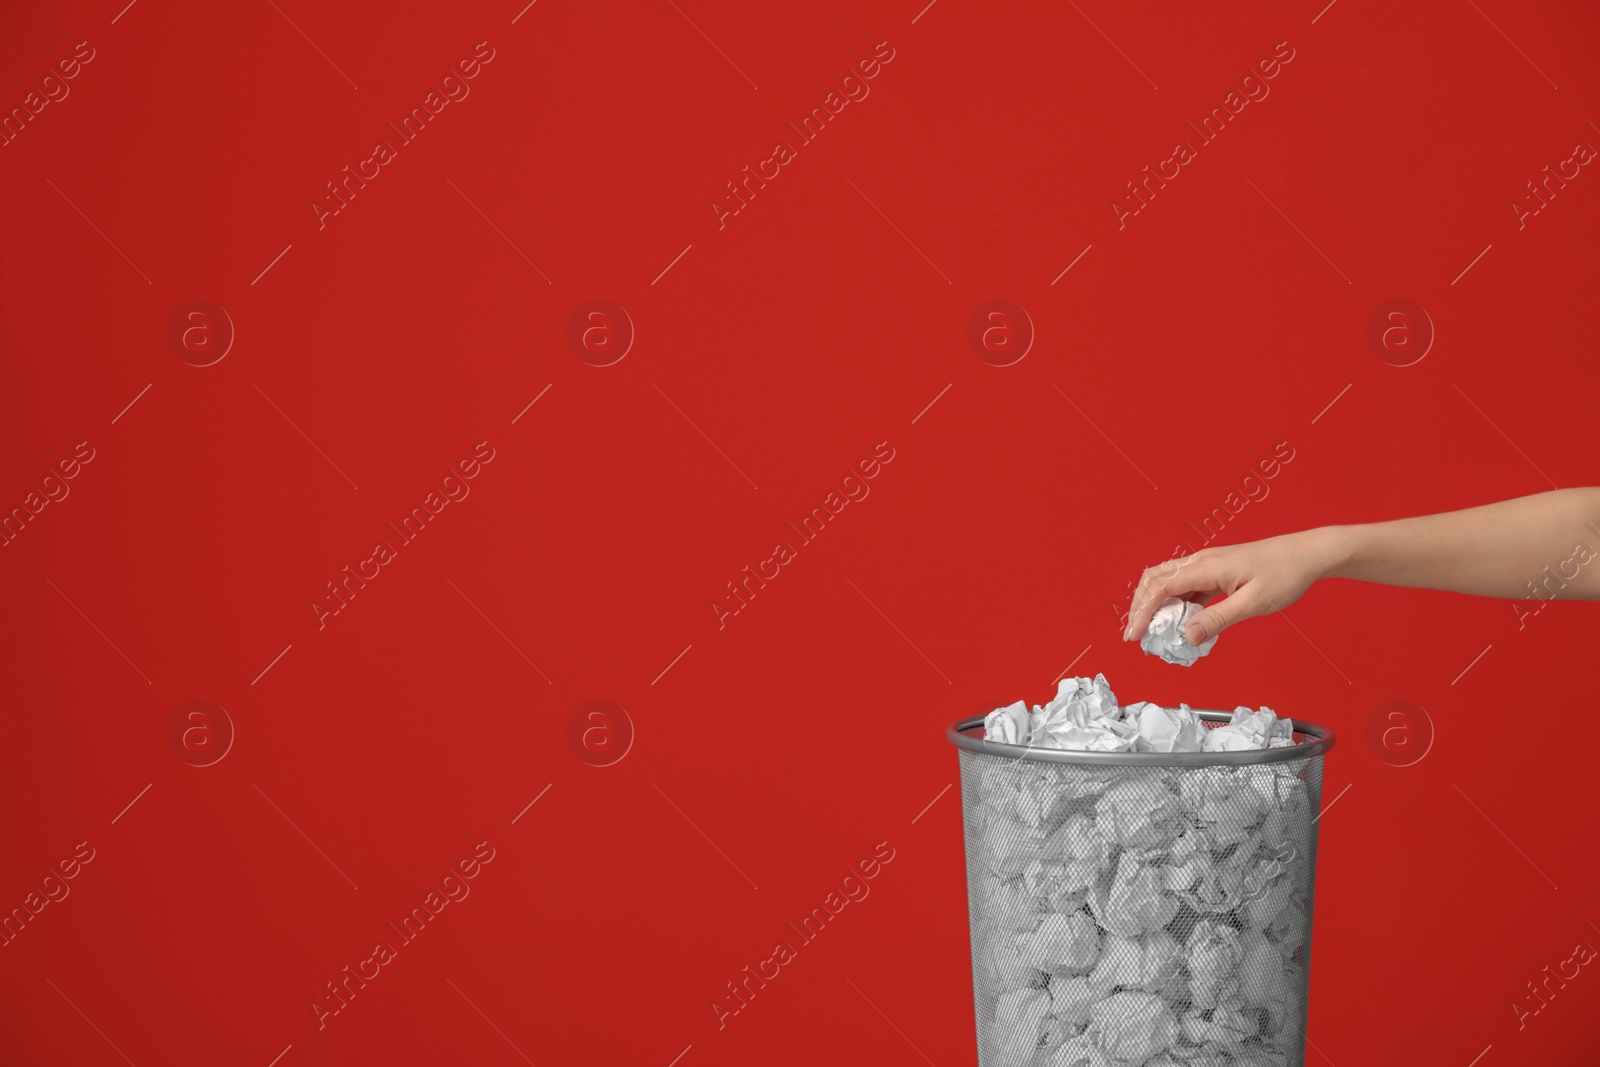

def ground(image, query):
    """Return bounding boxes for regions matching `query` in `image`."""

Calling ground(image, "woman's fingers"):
[1184,582,1271,644]
[1123,554,1225,641]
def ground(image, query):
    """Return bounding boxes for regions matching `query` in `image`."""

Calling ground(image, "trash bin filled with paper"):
[946,674,1335,1067]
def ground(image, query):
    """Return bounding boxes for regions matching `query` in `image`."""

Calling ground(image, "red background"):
[2,0,1597,1064]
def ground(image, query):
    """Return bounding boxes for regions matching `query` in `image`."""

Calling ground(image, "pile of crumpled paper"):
[984,674,1294,755]
[971,674,1313,1066]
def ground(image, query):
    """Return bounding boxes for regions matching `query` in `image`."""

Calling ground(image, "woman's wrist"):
[1305,524,1362,582]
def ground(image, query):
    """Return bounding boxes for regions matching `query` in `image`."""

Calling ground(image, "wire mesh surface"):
[957,728,1324,1067]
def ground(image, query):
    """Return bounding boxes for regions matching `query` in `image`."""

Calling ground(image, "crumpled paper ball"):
[977,674,1134,754]
[1237,929,1301,1037]
[1048,975,1101,1027]
[1024,911,1103,973]
[1255,775,1312,854]
[1203,706,1296,752]
[1123,702,1207,753]
[1151,1049,1231,1067]
[1054,764,1134,800]
[1095,779,1184,849]
[1185,840,1258,914]
[1088,930,1183,996]
[1036,674,1121,724]
[1180,1001,1257,1044]
[1049,815,1112,870]
[1047,720,1140,753]
[981,928,1043,990]
[979,875,1041,933]
[984,700,1031,745]
[1243,866,1296,928]
[985,766,1073,832]
[1041,1015,1087,1055]
[1139,596,1218,666]
[977,761,1043,830]
[1266,888,1312,951]
[1086,992,1178,1065]
[1090,852,1179,937]
[1159,830,1208,893]
[996,986,1052,1027]
[1179,768,1268,847]
[1034,820,1116,909]
[996,987,1054,1060]
[1024,859,1094,913]
[981,812,1044,878]
[1229,1049,1295,1067]
[1185,921,1244,1009]
[1049,1034,1112,1067]
[1031,675,1126,750]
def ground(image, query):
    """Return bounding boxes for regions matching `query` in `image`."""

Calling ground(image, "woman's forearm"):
[1319,488,1600,600]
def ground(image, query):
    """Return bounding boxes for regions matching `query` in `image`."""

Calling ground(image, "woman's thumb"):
[1185,587,1260,645]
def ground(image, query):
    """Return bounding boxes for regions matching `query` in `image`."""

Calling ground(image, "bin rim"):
[947,708,1335,766]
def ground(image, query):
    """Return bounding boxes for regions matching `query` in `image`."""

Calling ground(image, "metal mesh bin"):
[947,711,1335,1067]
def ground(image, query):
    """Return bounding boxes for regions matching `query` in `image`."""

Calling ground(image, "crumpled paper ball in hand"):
[1140,596,1218,666]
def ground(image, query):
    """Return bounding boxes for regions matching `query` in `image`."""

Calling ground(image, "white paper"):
[1030,674,1121,747]
[1089,852,1179,937]
[1024,911,1103,973]
[1202,706,1296,752]
[1086,992,1178,1064]
[1124,701,1207,753]
[1140,596,1218,666]
[972,671,1313,1067]
[983,700,1031,745]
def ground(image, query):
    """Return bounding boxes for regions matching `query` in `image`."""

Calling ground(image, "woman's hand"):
[1122,528,1345,646]
[1122,490,1600,649]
